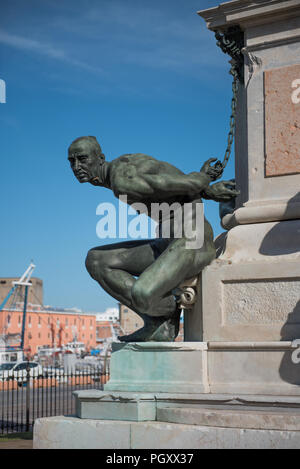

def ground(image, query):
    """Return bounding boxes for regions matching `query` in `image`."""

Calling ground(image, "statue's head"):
[68,136,105,184]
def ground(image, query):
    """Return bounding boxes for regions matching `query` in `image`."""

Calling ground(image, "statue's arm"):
[141,157,224,197]
[111,157,225,199]
[142,171,212,197]
[113,171,211,199]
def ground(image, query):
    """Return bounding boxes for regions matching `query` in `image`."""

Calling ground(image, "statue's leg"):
[122,237,216,342]
[85,238,172,313]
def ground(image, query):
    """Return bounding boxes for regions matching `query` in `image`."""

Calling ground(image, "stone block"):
[157,406,300,431]
[207,341,300,396]
[33,416,131,449]
[200,239,300,342]
[265,64,300,177]
[104,342,209,394]
[131,421,300,449]
[73,390,156,421]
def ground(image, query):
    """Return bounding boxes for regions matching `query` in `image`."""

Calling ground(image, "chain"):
[222,65,239,169]
[214,27,244,170]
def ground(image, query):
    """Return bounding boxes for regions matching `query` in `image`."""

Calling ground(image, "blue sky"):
[0,0,235,312]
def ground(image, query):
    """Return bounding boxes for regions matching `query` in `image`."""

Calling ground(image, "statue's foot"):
[118,308,181,343]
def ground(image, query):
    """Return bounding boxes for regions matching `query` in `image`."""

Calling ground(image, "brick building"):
[0,306,97,355]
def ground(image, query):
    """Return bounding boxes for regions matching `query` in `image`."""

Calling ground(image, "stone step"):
[157,406,300,431]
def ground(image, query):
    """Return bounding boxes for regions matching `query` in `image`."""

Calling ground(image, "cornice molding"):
[198,0,300,31]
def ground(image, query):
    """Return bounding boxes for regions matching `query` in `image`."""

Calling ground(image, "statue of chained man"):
[68,136,238,342]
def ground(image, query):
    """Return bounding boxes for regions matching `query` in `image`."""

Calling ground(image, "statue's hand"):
[209,180,240,202]
[200,158,224,181]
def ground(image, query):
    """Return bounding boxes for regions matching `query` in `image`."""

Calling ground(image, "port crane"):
[0,263,36,351]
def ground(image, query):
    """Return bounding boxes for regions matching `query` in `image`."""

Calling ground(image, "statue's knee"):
[131,282,151,312]
[85,250,103,279]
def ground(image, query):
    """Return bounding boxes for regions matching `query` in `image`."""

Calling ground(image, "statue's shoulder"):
[110,154,161,175]
[110,153,183,177]
[112,153,158,165]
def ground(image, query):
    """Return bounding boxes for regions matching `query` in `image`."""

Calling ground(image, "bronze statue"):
[68,136,238,342]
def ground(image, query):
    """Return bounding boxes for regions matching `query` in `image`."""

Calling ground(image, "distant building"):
[0,277,43,307]
[119,303,143,336]
[95,307,119,322]
[0,306,97,355]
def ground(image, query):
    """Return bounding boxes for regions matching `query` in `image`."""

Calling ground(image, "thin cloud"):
[50,2,223,72]
[0,29,105,75]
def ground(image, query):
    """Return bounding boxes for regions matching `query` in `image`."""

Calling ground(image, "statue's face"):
[68,141,103,183]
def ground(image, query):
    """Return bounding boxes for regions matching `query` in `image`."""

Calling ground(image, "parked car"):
[42,366,64,378]
[0,361,44,381]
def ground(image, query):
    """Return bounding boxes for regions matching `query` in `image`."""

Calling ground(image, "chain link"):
[222,66,239,169]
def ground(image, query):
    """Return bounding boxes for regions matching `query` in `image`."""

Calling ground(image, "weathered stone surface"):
[199,239,300,342]
[208,343,300,396]
[73,390,156,421]
[157,407,300,431]
[104,342,209,394]
[265,64,300,177]
[223,279,300,325]
[33,416,300,449]
[33,416,131,449]
[131,421,300,449]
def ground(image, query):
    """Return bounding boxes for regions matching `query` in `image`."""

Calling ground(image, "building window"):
[38,333,41,339]
[38,316,41,325]
[28,316,31,324]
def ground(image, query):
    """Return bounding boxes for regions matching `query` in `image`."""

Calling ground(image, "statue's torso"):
[108,153,214,245]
